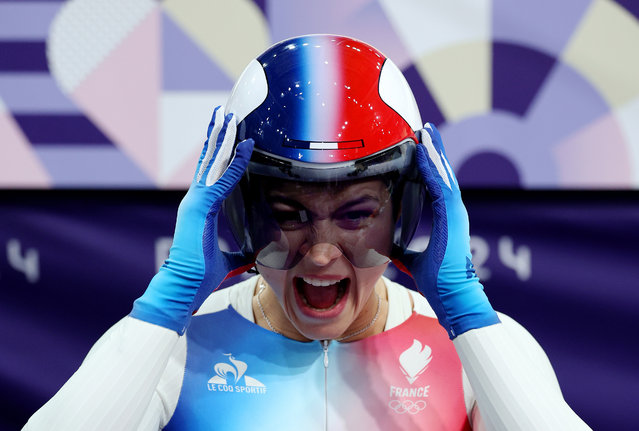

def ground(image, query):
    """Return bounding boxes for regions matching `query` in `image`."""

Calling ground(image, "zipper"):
[321,340,330,431]
[322,339,330,368]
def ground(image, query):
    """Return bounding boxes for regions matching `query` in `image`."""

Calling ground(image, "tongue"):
[300,282,340,309]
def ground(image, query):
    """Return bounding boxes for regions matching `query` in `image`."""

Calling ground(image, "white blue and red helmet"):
[224,34,424,269]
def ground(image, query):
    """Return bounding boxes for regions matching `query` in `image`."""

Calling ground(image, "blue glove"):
[130,106,254,334]
[398,123,500,339]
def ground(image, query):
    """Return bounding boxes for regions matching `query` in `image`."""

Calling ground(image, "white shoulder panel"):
[379,58,423,131]
[454,320,592,430]
[197,275,258,320]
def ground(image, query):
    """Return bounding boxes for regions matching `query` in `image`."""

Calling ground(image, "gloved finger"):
[210,138,255,205]
[420,124,456,191]
[415,142,441,197]
[205,113,238,186]
[195,106,225,183]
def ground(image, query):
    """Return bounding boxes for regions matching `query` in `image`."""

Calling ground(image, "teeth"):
[302,277,342,287]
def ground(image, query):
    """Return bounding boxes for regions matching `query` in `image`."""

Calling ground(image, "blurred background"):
[1,0,638,429]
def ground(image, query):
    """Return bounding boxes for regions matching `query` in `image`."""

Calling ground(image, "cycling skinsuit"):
[164,279,471,430]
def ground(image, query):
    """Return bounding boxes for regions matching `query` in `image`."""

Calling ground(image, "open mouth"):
[295,276,349,311]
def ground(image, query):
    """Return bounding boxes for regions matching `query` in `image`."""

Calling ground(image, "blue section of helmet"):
[243,35,317,160]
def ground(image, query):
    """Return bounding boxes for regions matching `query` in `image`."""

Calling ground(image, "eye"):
[272,210,309,230]
[335,209,376,230]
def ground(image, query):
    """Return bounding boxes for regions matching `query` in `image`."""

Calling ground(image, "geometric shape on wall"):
[267,0,412,70]
[159,91,230,187]
[439,113,536,186]
[47,0,157,93]
[162,0,270,80]
[72,8,160,180]
[525,62,610,151]
[492,0,592,56]
[0,75,79,112]
[164,154,199,190]
[251,0,268,18]
[378,0,491,60]
[0,1,61,40]
[0,42,48,72]
[554,112,631,187]
[401,63,445,126]
[0,106,51,187]
[12,114,112,145]
[562,0,639,107]
[161,12,234,91]
[415,41,491,122]
[613,0,639,20]
[492,42,556,116]
[440,40,632,189]
[34,145,153,187]
[457,151,521,187]
[616,96,639,186]
[3,0,639,189]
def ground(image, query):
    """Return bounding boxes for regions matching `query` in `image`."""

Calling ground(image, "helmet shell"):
[223,34,425,262]
[227,34,422,170]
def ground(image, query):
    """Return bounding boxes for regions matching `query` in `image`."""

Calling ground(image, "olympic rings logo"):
[388,399,427,415]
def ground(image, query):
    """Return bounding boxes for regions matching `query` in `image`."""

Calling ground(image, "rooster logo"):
[208,354,265,388]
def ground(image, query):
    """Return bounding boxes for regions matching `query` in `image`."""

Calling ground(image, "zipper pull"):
[322,340,329,368]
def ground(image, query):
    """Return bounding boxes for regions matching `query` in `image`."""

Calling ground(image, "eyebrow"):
[334,196,381,211]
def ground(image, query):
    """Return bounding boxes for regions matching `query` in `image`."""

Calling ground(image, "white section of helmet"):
[379,58,423,131]
[225,59,268,123]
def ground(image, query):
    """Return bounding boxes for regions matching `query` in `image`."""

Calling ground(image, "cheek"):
[352,263,388,300]
[281,230,309,256]
[365,215,395,256]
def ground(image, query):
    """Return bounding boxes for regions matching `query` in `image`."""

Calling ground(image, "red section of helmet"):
[329,37,418,160]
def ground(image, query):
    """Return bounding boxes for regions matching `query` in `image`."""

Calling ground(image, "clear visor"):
[248,176,397,269]
[222,140,424,270]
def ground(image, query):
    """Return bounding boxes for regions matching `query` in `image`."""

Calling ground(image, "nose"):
[306,242,343,266]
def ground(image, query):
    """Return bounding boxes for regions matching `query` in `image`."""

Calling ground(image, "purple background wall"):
[1,190,637,430]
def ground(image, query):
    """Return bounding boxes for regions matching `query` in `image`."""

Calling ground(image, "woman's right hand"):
[130,106,254,334]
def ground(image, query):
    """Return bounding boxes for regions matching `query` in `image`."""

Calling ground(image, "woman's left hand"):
[397,123,500,339]
[130,106,254,335]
